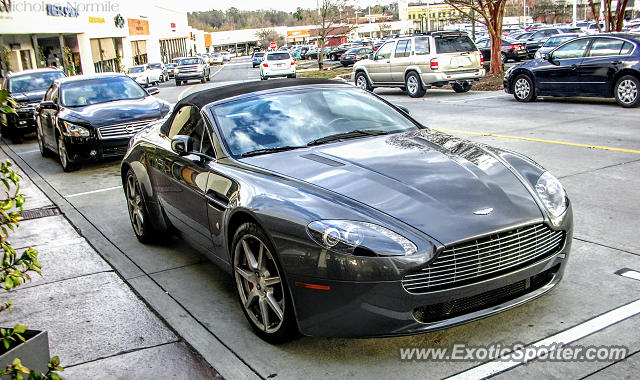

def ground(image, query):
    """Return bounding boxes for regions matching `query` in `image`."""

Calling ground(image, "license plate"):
[452,57,470,67]
[275,63,284,68]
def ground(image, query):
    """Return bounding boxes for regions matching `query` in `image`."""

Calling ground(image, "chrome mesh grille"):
[403,224,564,293]
[97,119,154,139]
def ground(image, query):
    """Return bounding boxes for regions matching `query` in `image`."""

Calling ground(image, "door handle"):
[612,60,622,65]
[206,190,229,209]
[570,64,578,70]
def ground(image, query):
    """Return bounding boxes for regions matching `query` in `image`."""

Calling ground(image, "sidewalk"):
[0,149,219,379]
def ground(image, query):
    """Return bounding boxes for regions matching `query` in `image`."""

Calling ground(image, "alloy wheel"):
[356,75,368,90]
[617,79,638,105]
[58,136,68,168]
[126,173,145,237]
[234,234,285,333]
[407,75,418,95]
[514,77,530,100]
[37,126,46,156]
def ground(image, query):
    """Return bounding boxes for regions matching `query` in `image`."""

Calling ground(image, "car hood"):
[60,97,167,127]
[243,130,543,245]
[12,90,47,104]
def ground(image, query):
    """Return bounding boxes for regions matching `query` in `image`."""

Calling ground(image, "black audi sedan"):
[122,79,572,342]
[35,73,170,171]
[504,34,640,107]
[1,68,65,141]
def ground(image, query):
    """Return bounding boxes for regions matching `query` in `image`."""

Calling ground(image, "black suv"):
[2,68,65,141]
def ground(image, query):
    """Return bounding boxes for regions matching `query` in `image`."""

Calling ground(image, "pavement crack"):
[8,270,116,292]
[573,236,640,257]
[558,158,640,179]
[63,340,180,369]
[578,349,639,380]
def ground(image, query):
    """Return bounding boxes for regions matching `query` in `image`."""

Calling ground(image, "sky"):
[176,0,386,13]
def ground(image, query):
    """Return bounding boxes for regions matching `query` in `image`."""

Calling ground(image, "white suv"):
[353,32,485,97]
[260,52,296,80]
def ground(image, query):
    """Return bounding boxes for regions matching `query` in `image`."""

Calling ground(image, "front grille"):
[413,264,558,323]
[403,224,565,293]
[103,146,128,157]
[97,119,154,139]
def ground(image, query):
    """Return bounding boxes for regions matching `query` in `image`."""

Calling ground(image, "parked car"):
[121,79,572,342]
[211,53,224,65]
[504,34,640,107]
[512,31,534,41]
[476,37,528,63]
[328,43,358,60]
[353,32,485,97]
[340,47,374,66]
[534,33,583,59]
[260,52,296,80]
[165,63,177,78]
[524,28,579,57]
[1,68,65,141]
[221,52,231,62]
[252,52,265,68]
[35,73,169,171]
[148,62,169,82]
[127,64,162,88]
[173,57,211,86]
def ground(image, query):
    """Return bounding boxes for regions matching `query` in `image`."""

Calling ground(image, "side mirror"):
[369,53,375,60]
[396,105,410,116]
[171,135,191,155]
[147,86,160,95]
[38,101,58,110]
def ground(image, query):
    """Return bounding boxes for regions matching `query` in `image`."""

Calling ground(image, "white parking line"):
[65,186,122,198]
[446,298,640,379]
[617,269,640,281]
[177,65,226,101]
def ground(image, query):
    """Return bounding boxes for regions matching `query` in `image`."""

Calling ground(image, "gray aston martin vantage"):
[121,79,573,343]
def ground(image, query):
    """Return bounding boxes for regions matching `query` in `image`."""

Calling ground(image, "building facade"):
[0,1,201,77]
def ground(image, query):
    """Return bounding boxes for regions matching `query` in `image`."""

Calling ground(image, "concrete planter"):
[0,330,49,376]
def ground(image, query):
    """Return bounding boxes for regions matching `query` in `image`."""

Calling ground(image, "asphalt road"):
[2,63,640,379]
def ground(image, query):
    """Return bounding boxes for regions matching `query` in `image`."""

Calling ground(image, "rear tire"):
[355,72,373,92]
[405,71,426,98]
[501,52,507,63]
[125,169,165,243]
[231,222,298,343]
[614,75,640,108]
[37,124,51,158]
[452,82,472,93]
[512,74,536,102]
[175,80,181,86]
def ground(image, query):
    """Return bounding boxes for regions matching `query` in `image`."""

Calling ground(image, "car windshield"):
[434,34,476,53]
[61,76,147,107]
[148,63,162,69]
[129,66,145,73]
[345,48,358,54]
[9,71,64,93]
[544,35,578,47]
[178,58,200,65]
[267,53,290,61]
[212,88,419,157]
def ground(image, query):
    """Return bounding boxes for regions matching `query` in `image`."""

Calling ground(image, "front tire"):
[614,75,640,108]
[175,80,181,86]
[512,74,536,102]
[501,52,507,63]
[405,71,426,98]
[232,222,297,343]
[57,134,79,172]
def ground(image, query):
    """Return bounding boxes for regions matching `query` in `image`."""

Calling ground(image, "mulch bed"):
[474,73,505,91]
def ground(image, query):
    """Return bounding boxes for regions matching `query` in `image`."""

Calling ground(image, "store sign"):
[204,33,212,47]
[170,22,176,28]
[128,18,150,36]
[89,16,105,24]
[1,0,11,13]
[46,3,78,17]
[287,30,310,37]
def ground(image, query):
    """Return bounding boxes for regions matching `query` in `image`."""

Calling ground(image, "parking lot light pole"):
[573,0,577,27]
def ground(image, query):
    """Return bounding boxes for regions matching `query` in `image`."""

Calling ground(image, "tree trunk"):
[489,31,503,74]
[318,36,325,71]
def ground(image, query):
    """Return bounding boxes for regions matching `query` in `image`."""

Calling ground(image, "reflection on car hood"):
[60,97,166,127]
[12,90,47,104]
[244,129,543,245]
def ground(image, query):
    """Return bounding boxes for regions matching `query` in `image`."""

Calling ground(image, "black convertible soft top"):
[179,78,346,109]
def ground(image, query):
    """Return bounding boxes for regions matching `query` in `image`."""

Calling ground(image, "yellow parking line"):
[435,129,640,155]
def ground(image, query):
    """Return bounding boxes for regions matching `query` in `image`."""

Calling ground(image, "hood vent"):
[300,153,344,167]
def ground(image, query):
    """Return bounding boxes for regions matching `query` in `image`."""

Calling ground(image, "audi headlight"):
[62,121,91,137]
[535,172,567,218]
[307,220,428,257]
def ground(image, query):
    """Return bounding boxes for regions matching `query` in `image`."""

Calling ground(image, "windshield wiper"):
[306,129,390,147]
[241,145,305,158]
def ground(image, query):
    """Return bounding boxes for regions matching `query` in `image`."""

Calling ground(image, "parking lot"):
[2,59,639,379]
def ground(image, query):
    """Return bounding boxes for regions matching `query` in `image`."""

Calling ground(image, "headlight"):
[307,220,426,257]
[62,121,91,137]
[535,172,567,218]
[534,51,541,59]
[173,68,179,74]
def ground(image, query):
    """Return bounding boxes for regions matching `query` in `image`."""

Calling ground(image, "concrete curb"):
[0,140,261,380]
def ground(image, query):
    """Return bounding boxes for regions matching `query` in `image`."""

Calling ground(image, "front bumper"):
[63,135,131,163]
[284,211,573,338]
[13,108,37,133]
[175,72,204,80]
